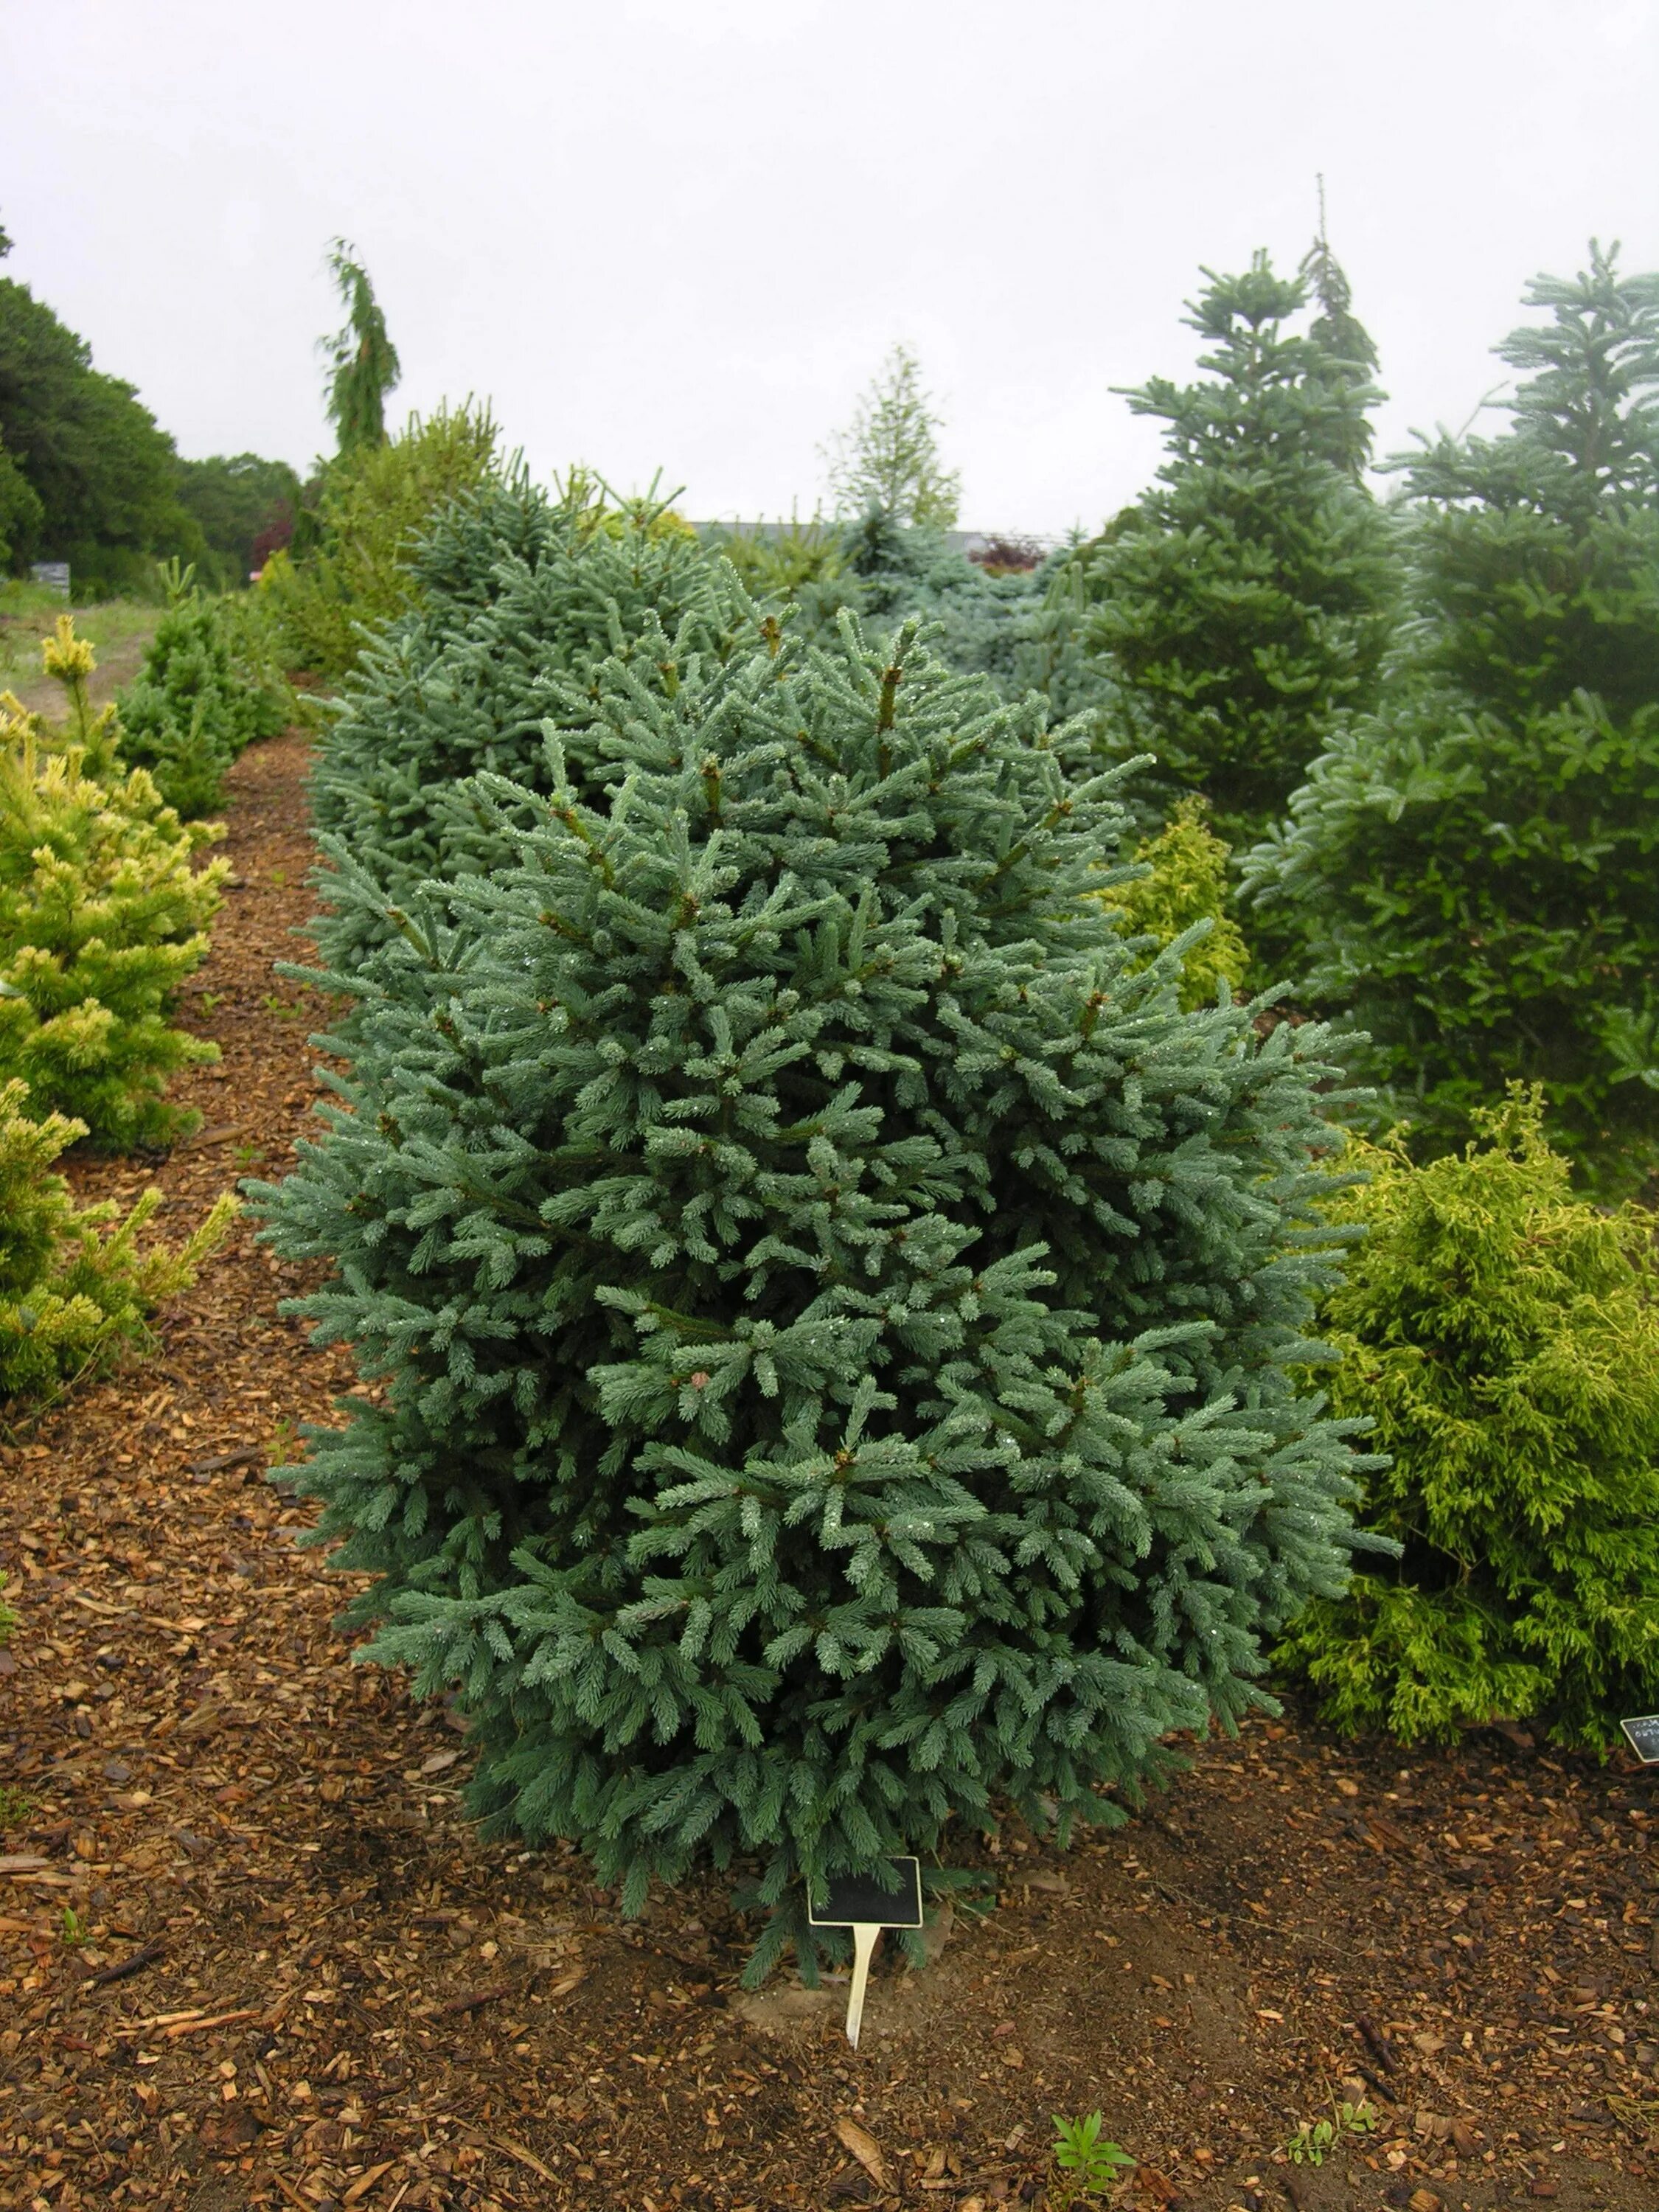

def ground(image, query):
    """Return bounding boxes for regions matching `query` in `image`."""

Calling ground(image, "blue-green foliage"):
[779,510,1115,721]
[257,602,1368,1970]
[308,480,766,972]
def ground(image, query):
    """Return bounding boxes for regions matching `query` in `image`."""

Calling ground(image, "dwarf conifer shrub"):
[308,487,767,970]
[1277,1090,1659,1748]
[117,563,284,816]
[1099,798,1248,1012]
[0,1078,235,1399]
[0,632,224,1147]
[259,608,1368,1964]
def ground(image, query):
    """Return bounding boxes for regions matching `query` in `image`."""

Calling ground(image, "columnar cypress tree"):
[1077,248,1399,841]
[259,603,1368,1966]
[1242,246,1659,1187]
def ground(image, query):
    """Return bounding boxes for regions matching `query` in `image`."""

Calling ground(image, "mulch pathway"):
[1,730,1657,2212]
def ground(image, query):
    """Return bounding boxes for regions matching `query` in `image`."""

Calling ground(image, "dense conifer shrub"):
[0,1077,234,1399]
[0,625,224,1146]
[117,563,285,816]
[1278,1091,1659,1749]
[1244,248,1659,1187]
[258,608,1368,1965]
[754,510,1112,720]
[307,484,766,970]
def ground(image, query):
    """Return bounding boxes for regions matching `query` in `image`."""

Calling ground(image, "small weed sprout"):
[60,1906,87,1947]
[0,1784,35,1832]
[1050,2112,1135,2202]
[1286,2099,1376,2166]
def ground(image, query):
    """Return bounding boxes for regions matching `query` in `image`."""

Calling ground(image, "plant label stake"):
[1621,1715,1659,1764]
[807,1858,923,2051]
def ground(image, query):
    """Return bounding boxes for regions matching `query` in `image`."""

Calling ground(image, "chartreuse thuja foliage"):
[1278,1088,1659,1748]
[256,609,1370,1977]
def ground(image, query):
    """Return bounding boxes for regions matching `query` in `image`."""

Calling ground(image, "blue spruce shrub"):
[257,611,1368,1970]
[309,480,766,971]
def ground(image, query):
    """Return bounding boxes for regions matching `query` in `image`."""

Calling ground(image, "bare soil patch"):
[1,731,1656,2212]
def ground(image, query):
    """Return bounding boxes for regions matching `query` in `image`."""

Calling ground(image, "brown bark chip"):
[1,730,1657,2210]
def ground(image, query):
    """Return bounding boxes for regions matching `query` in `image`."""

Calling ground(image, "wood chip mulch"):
[1,728,1657,2212]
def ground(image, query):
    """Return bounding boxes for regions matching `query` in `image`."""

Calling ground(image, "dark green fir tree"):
[1243,245,1659,1189]
[1076,245,1399,841]
[256,596,1371,1972]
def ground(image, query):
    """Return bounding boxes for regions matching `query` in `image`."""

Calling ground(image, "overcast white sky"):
[9,1,1659,533]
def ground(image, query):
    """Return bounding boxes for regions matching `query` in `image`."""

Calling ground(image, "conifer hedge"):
[260,605,1368,1960]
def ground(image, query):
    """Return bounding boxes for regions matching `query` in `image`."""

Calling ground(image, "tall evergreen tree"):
[1243,245,1659,1188]
[257,599,1369,1968]
[321,241,401,456]
[1075,248,1399,841]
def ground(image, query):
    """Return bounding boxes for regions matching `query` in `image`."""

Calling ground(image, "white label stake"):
[807,1858,924,2051]
[844,1922,880,2051]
